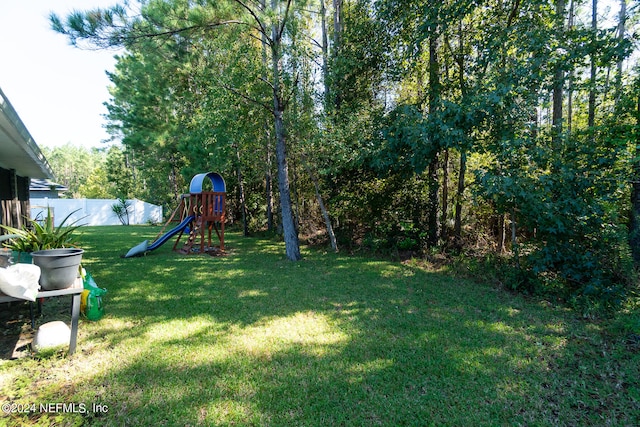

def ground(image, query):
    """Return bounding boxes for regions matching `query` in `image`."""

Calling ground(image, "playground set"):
[125,172,226,258]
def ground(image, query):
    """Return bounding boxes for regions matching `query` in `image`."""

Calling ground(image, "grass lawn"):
[1,225,639,426]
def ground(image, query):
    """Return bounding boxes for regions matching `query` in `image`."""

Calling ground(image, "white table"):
[0,278,82,355]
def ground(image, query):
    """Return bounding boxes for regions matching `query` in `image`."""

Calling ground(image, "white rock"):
[33,321,70,352]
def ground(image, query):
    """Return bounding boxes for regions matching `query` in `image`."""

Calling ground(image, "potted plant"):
[1,209,86,290]
[1,208,84,251]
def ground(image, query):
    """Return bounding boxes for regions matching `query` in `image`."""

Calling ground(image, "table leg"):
[69,293,81,355]
[29,301,35,329]
[29,299,44,329]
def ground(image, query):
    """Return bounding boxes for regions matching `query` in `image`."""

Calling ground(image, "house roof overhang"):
[30,178,68,193]
[0,87,53,179]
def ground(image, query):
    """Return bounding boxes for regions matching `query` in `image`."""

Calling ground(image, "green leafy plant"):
[112,198,132,225]
[0,208,85,253]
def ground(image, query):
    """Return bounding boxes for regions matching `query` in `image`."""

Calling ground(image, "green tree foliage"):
[41,143,104,198]
[52,0,308,260]
[104,145,135,199]
[50,0,640,313]
[329,0,639,312]
[42,143,140,200]
[79,165,111,199]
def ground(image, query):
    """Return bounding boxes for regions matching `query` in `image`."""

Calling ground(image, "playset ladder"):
[176,216,202,254]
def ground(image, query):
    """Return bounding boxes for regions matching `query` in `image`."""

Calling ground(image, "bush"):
[112,198,132,226]
[477,132,635,315]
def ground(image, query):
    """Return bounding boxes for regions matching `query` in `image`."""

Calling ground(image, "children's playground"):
[125,172,226,258]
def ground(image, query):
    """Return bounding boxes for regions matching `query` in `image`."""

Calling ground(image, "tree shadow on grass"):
[5,227,639,426]
[81,236,559,424]
[73,273,575,426]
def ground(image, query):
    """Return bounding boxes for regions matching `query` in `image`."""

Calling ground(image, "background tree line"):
[51,0,640,313]
[41,143,139,201]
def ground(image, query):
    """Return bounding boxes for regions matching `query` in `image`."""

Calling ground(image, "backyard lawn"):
[1,226,639,426]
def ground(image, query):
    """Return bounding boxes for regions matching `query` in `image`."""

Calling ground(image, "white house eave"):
[0,86,53,179]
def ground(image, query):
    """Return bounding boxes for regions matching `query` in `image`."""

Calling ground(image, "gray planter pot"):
[31,248,84,290]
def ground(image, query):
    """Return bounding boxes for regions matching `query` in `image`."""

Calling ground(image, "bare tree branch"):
[278,0,293,41]
[258,76,276,91]
[220,82,274,113]
[234,0,272,45]
[125,20,253,43]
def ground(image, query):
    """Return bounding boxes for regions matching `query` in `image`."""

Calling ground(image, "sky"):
[0,0,121,149]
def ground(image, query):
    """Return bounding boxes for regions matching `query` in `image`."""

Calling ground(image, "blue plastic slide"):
[124,215,195,258]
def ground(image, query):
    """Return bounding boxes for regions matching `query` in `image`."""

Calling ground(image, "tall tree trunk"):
[314,180,338,253]
[615,0,627,104]
[427,157,439,247]
[427,32,440,248]
[315,0,339,249]
[454,150,466,243]
[260,0,274,232]
[332,0,343,110]
[552,0,565,140]
[567,0,575,133]
[454,17,466,246]
[304,162,338,252]
[321,0,330,111]
[497,213,506,253]
[511,209,519,268]
[588,0,597,130]
[273,104,301,261]
[292,157,301,232]
[630,92,640,263]
[270,3,301,261]
[234,141,249,237]
[333,0,342,49]
[441,149,449,243]
[265,137,274,232]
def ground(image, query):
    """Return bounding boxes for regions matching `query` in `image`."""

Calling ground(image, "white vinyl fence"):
[30,198,163,227]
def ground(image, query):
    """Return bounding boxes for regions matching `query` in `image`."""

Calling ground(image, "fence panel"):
[30,198,163,227]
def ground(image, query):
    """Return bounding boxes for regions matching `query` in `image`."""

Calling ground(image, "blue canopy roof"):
[189,172,226,193]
